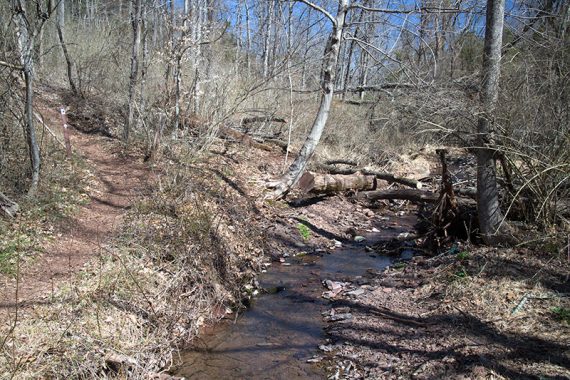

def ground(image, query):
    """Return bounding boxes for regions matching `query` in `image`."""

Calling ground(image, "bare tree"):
[125,0,143,143]
[56,0,79,95]
[268,0,349,199]
[11,0,41,195]
[476,0,511,244]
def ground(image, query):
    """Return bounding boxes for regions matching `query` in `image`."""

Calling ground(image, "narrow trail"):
[1,127,151,312]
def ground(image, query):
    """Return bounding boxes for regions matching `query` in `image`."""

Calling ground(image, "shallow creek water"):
[175,215,416,379]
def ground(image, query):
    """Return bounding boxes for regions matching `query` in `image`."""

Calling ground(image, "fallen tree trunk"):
[354,189,476,207]
[299,172,377,194]
[361,169,423,189]
[258,138,288,152]
[0,191,19,218]
[220,126,273,151]
[324,159,358,166]
[316,163,423,189]
[242,116,287,126]
[355,189,438,202]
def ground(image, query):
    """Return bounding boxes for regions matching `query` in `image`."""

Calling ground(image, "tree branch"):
[0,60,23,71]
[349,4,469,15]
[296,0,336,25]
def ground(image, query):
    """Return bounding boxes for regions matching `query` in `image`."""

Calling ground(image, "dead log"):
[354,189,476,207]
[315,164,422,189]
[261,138,288,152]
[355,189,439,203]
[0,191,19,218]
[298,172,377,194]
[338,83,417,93]
[241,116,287,126]
[324,159,359,166]
[361,169,423,190]
[220,126,273,151]
[340,99,376,106]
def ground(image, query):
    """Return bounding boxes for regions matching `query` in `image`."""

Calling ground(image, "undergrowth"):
[0,147,264,378]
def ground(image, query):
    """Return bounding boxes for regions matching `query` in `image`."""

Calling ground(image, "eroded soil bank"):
[175,205,417,379]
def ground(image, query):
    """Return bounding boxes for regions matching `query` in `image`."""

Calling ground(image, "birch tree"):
[268,0,349,199]
[11,0,41,195]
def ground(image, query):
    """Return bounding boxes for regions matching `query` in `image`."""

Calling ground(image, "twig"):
[34,111,66,149]
[511,293,530,315]
[0,60,23,71]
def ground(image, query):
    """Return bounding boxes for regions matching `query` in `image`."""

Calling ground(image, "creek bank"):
[322,246,570,379]
[173,189,420,379]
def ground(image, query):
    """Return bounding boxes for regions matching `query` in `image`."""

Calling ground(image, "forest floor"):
[1,92,569,379]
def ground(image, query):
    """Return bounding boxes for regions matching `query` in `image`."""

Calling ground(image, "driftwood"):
[0,192,19,218]
[299,172,377,194]
[316,163,422,189]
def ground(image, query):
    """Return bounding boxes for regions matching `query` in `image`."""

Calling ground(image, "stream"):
[175,213,417,379]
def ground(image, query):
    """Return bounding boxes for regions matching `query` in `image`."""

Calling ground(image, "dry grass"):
[0,141,265,379]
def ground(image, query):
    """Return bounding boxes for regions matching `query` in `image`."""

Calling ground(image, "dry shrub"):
[496,38,570,228]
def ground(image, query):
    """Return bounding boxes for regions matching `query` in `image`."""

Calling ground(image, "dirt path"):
[0,127,151,313]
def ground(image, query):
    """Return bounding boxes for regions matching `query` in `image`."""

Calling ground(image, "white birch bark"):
[11,0,40,195]
[268,0,350,199]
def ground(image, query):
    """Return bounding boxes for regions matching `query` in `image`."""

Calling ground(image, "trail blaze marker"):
[60,106,72,158]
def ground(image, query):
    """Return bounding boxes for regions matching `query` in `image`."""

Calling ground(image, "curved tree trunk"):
[477,0,511,245]
[56,0,79,96]
[268,0,349,199]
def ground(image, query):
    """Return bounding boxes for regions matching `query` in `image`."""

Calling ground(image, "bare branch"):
[0,60,24,71]
[349,4,469,15]
[295,0,336,25]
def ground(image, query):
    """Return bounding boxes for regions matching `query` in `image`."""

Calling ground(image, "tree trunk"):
[299,172,377,194]
[56,0,79,95]
[125,0,142,143]
[12,0,41,196]
[268,0,349,199]
[477,0,511,245]
[342,8,364,100]
[262,1,274,78]
[244,0,251,72]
